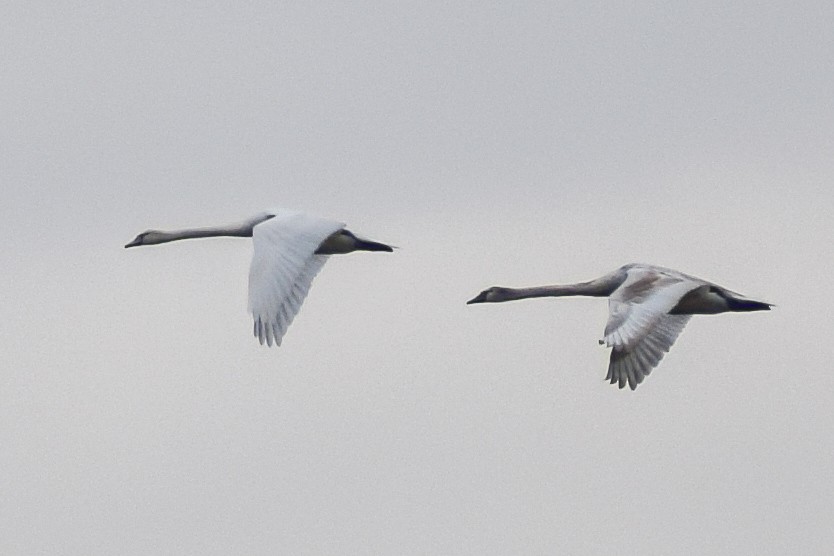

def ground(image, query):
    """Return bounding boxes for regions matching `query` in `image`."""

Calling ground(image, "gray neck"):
[497,270,626,301]
[500,281,615,300]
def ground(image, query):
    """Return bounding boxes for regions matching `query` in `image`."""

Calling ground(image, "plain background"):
[2,1,833,554]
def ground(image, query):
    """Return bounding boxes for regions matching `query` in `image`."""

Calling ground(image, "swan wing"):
[601,266,701,389]
[605,314,692,390]
[248,211,344,346]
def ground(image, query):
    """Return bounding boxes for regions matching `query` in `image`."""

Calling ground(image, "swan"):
[467,263,771,390]
[125,209,393,347]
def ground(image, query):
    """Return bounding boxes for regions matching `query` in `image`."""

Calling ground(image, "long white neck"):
[129,214,274,247]
[150,224,252,243]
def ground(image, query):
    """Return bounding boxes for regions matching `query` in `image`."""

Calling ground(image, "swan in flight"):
[125,210,393,347]
[467,263,771,390]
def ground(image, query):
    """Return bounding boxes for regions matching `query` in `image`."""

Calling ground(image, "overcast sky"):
[2,1,833,554]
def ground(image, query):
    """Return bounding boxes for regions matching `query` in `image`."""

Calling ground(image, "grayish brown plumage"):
[467,263,771,390]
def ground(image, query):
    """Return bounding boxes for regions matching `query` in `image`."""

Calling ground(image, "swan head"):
[124,231,166,248]
[466,287,511,304]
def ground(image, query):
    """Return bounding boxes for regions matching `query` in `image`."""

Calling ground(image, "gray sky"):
[2,1,833,554]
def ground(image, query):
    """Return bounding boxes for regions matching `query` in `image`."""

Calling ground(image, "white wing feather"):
[606,314,692,390]
[247,211,344,347]
[601,266,702,389]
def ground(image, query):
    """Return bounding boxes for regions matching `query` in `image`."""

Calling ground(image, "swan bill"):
[467,291,490,304]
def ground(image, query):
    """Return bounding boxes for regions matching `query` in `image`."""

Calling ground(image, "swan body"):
[125,209,393,347]
[467,263,771,390]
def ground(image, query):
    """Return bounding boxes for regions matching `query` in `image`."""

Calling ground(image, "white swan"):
[467,263,771,390]
[125,209,393,347]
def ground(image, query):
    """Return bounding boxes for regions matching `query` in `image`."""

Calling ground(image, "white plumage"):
[125,209,393,346]
[247,211,343,346]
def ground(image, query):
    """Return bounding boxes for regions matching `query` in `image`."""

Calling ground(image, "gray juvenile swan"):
[467,263,771,390]
[125,209,393,347]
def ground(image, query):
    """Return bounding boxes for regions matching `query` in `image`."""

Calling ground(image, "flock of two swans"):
[126,209,771,391]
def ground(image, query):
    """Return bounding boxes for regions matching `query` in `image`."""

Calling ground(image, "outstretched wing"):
[601,266,701,389]
[606,314,692,390]
[247,211,344,346]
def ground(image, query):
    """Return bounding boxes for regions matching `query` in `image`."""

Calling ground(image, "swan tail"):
[315,230,395,254]
[725,297,772,312]
[354,238,395,252]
